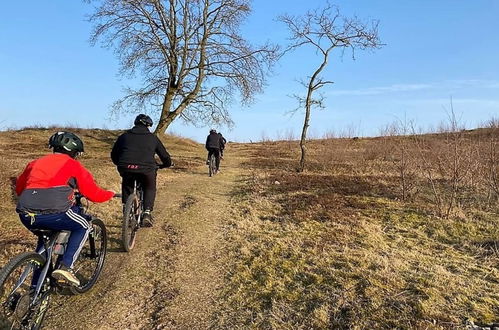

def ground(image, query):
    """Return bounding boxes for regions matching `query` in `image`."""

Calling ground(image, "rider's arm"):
[15,161,33,195]
[155,137,172,167]
[72,160,115,203]
[110,136,122,166]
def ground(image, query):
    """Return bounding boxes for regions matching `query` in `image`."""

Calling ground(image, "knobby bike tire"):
[122,193,139,252]
[209,154,216,177]
[0,252,48,330]
[70,218,107,294]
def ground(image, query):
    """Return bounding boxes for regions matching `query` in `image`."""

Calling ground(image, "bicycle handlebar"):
[157,162,174,169]
[75,192,122,203]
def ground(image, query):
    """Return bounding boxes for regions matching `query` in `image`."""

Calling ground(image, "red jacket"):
[16,153,114,214]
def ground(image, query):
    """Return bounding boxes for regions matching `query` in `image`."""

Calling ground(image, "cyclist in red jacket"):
[16,131,116,286]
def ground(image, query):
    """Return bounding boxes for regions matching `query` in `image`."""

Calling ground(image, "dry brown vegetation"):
[0,127,202,268]
[1,125,498,329]
[218,125,499,328]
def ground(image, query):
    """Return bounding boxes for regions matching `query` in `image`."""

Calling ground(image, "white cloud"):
[329,83,433,96]
[446,79,499,89]
[328,79,499,97]
[394,97,499,108]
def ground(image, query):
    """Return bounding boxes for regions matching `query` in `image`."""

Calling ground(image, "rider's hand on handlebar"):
[110,190,122,198]
[158,162,174,169]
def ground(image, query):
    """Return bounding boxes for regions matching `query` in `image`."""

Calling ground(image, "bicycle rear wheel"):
[70,218,107,294]
[209,154,216,177]
[122,193,140,252]
[0,252,48,329]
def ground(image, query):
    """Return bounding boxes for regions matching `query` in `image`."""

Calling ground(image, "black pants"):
[119,170,157,211]
[207,148,220,170]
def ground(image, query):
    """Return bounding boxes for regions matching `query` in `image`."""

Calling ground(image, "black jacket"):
[111,125,171,171]
[218,133,227,149]
[206,132,221,150]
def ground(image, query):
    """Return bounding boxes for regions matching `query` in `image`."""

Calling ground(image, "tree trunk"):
[155,111,179,135]
[299,94,313,172]
[154,89,178,135]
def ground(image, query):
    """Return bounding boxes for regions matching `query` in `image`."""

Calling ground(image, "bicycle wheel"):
[70,219,107,294]
[122,193,139,252]
[209,154,216,177]
[0,252,49,329]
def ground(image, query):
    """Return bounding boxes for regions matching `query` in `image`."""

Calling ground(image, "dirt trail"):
[44,149,245,329]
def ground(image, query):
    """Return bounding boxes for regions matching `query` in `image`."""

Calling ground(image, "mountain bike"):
[0,192,118,329]
[121,164,172,252]
[121,179,143,252]
[208,153,217,177]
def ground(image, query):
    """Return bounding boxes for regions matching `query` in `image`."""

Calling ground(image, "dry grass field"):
[0,126,498,329]
[217,127,499,328]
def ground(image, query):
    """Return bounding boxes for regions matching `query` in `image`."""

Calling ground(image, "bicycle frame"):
[17,193,93,303]
[1,191,111,328]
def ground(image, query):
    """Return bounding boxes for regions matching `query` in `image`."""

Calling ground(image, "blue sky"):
[1,1,498,142]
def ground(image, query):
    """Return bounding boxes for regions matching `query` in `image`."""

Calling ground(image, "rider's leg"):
[207,149,214,164]
[18,214,47,287]
[215,149,221,171]
[140,170,157,226]
[28,207,91,269]
[120,171,136,205]
[141,170,157,212]
[18,209,90,286]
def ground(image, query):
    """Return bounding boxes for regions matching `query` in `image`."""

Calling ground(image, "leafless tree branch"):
[278,2,382,172]
[86,0,279,133]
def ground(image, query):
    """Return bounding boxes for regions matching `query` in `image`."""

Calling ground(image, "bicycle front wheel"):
[122,193,139,252]
[70,218,107,294]
[0,252,48,329]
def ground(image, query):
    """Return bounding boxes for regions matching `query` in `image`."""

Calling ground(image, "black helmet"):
[210,129,217,133]
[49,131,84,157]
[134,114,153,127]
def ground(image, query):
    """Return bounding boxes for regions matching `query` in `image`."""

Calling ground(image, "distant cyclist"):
[205,129,222,172]
[218,132,227,159]
[16,131,116,286]
[111,114,172,227]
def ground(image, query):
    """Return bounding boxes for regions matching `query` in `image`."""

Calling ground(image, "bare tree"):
[279,3,382,172]
[87,0,278,134]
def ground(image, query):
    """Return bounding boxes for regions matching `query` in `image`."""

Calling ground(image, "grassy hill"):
[0,127,498,328]
[0,127,203,265]
[217,128,499,328]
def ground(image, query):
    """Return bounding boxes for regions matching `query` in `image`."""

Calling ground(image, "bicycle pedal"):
[53,277,71,286]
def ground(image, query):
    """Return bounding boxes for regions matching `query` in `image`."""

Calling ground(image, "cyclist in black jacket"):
[111,114,172,226]
[206,129,221,172]
[218,132,227,159]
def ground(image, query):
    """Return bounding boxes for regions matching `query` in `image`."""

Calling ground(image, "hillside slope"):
[0,128,498,329]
